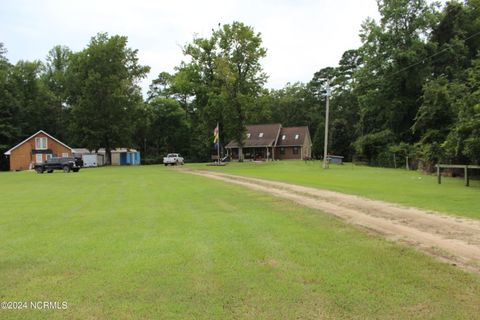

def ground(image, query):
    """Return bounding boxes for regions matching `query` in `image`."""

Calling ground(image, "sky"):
[0,0,380,94]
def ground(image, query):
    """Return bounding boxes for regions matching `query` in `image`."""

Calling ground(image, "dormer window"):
[35,137,47,149]
[258,133,264,138]
[294,134,299,140]
[282,134,286,140]
[246,133,251,138]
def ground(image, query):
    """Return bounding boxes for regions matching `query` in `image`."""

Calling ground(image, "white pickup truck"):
[163,153,184,166]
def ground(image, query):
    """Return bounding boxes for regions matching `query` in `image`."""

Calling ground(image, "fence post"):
[437,165,441,184]
[465,165,469,187]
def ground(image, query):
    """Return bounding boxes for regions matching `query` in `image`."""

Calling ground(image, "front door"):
[35,154,43,163]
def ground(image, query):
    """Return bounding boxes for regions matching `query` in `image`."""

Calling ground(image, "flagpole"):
[217,122,220,164]
[323,80,331,169]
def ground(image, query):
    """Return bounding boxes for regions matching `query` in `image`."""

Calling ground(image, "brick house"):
[4,130,73,171]
[225,124,312,160]
[275,126,312,160]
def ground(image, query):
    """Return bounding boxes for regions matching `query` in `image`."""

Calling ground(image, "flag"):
[213,124,219,144]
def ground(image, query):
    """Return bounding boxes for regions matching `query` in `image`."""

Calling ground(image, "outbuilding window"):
[35,137,47,150]
[293,147,299,154]
[258,133,264,138]
[280,147,285,155]
[294,134,299,140]
[246,133,251,138]
[282,134,286,140]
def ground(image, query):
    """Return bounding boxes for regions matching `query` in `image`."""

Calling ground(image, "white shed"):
[82,154,105,167]
[73,148,105,167]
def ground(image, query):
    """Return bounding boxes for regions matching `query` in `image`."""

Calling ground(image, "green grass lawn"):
[1,166,480,319]
[191,161,480,219]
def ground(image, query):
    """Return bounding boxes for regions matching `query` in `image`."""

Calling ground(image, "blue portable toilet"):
[120,152,127,165]
[124,151,141,165]
[117,150,140,165]
[133,151,141,165]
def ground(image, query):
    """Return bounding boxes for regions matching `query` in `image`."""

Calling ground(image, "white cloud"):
[0,0,380,93]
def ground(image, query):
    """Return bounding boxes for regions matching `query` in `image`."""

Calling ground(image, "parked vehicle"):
[163,153,184,166]
[34,157,83,173]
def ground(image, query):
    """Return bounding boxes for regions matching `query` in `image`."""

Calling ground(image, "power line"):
[387,30,480,78]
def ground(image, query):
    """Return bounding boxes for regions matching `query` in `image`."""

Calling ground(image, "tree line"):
[1,0,479,170]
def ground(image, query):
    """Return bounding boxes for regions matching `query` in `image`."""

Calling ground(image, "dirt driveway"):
[186,169,480,273]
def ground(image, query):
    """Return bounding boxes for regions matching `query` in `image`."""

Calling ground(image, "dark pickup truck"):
[34,157,83,173]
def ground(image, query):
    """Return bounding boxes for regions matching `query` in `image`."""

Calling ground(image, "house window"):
[258,133,264,138]
[246,133,251,138]
[35,137,47,149]
[293,147,299,155]
[280,147,285,155]
[35,154,43,163]
[282,134,286,140]
[46,154,52,160]
[294,134,299,140]
[62,153,69,157]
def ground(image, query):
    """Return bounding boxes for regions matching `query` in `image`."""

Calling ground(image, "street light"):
[323,80,331,169]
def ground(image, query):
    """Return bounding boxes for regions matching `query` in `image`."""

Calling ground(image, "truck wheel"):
[47,170,53,173]
[35,167,44,174]
[164,163,168,166]
[72,168,79,172]
[63,165,71,173]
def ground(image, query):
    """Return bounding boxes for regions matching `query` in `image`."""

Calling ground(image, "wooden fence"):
[436,164,480,187]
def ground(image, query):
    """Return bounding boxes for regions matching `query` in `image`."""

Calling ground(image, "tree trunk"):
[105,147,112,165]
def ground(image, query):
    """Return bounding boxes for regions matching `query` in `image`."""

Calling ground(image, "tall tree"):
[309,51,362,160]
[66,33,149,163]
[148,97,190,157]
[151,22,269,161]
[9,60,59,136]
[442,56,480,164]
[42,45,72,141]
[353,0,439,163]
[0,44,21,170]
[269,82,317,128]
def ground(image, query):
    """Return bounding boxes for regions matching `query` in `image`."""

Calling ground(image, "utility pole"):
[323,80,331,169]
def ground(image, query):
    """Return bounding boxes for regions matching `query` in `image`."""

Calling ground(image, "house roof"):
[72,148,94,154]
[225,124,282,148]
[72,148,138,154]
[225,124,312,149]
[276,126,310,147]
[4,130,73,155]
[97,148,138,153]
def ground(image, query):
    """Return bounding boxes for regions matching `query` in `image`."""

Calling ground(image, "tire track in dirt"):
[184,169,480,273]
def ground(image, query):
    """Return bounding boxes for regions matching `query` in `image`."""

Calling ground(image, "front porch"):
[227,146,275,161]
